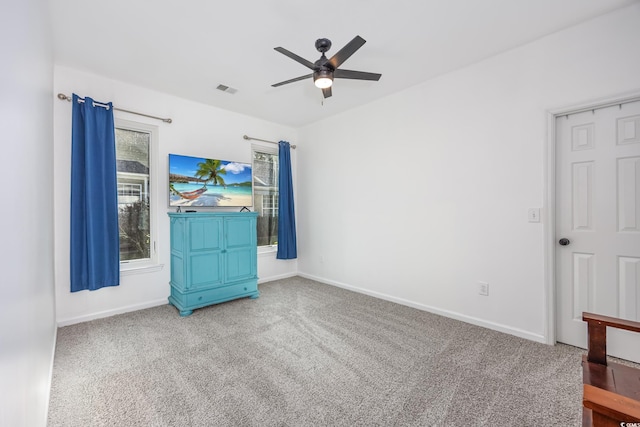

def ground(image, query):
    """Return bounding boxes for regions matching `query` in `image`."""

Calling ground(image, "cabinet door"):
[189,218,223,251]
[225,247,256,282]
[225,216,256,249]
[224,216,256,282]
[187,218,223,289]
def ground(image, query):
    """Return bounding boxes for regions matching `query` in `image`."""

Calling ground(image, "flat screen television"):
[168,154,253,207]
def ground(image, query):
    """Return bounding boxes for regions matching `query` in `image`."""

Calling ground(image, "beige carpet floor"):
[49,276,585,426]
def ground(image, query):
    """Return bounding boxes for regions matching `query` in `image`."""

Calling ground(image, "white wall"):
[53,67,298,325]
[0,0,56,425]
[297,4,640,342]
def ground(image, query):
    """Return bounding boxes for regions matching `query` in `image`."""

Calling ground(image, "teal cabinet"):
[168,212,259,316]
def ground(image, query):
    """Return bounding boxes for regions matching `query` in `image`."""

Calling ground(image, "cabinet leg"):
[179,309,193,317]
[249,292,260,299]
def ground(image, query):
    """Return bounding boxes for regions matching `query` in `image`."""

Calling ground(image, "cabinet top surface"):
[167,211,258,218]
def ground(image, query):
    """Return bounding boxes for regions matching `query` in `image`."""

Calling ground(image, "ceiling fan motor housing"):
[314,57,333,71]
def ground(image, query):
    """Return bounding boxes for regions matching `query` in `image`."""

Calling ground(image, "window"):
[252,147,279,247]
[115,120,158,269]
[118,183,143,203]
[262,194,279,217]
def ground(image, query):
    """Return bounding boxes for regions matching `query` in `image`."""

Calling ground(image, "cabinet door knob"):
[198,296,203,301]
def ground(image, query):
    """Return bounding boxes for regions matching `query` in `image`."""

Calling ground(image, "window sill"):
[258,245,277,255]
[121,263,164,276]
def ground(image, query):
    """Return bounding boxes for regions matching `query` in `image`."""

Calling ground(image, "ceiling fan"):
[271,35,382,99]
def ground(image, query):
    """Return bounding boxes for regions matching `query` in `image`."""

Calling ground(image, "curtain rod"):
[243,134,296,149]
[57,93,173,124]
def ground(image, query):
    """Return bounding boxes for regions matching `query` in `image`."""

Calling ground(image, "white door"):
[556,99,640,362]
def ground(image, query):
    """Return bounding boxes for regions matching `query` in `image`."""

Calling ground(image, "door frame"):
[544,90,640,345]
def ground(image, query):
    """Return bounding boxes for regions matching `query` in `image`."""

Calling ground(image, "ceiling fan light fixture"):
[313,69,333,89]
[273,36,381,99]
[314,77,333,89]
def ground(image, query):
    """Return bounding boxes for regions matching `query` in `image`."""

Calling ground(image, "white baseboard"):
[56,273,546,343]
[56,272,297,326]
[258,271,297,284]
[57,298,168,327]
[297,272,547,344]
[44,324,57,426]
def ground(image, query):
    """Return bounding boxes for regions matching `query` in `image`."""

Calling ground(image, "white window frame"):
[252,144,279,254]
[115,119,162,275]
[262,194,279,217]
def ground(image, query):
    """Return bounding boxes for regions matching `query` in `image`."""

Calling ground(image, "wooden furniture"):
[168,212,259,316]
[582,312,640,426]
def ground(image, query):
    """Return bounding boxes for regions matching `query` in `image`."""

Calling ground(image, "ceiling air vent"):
[216,84,237,94]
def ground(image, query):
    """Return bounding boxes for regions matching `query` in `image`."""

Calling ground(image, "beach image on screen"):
[169,154,252,207]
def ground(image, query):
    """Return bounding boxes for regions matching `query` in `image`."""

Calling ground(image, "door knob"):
[558,238,571,246]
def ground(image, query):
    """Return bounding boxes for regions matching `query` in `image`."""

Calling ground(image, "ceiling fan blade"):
[272,74,313,87]
[328,35,366,69]
[322,86,332,98]
[334,69,382,81]
[274,47,315,70]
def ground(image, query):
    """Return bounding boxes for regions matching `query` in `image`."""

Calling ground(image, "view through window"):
[253,149,279,247]
[115,127,151,262]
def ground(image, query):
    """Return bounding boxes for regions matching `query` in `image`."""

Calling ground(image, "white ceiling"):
[49,0,638,128]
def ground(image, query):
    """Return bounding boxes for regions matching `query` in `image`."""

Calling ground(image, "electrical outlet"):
[478,281,489,296]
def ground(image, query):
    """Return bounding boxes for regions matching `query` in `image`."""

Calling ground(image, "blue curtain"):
[277,141,297,259]
[70,94,120,292]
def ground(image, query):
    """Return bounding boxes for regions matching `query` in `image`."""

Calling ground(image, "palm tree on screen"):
[195,159,227,187]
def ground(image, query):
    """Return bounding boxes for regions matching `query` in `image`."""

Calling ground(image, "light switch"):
[528,208,541,223]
